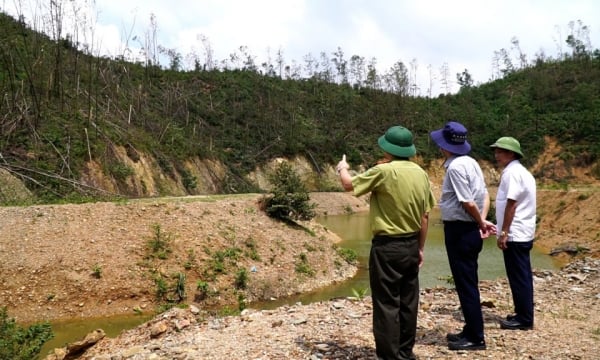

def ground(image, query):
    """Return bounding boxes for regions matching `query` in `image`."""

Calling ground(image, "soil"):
[0,193,368,324]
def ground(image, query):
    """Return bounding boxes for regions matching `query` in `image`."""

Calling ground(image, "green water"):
[39,313,154,357]
[38,209,560,356]
[257,208,561,308]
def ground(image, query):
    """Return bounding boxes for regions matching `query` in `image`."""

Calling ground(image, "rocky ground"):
[60,257,600,360]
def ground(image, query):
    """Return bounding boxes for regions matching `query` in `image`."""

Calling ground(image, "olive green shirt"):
[352,160,436,236]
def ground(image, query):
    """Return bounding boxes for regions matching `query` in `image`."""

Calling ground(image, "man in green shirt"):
[336,125,436,360]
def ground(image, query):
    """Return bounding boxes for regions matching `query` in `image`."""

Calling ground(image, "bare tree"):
[348,55,365,87]
[439,62,451,94]
[511,37,528,69]
[303,53,318,78]
[409,58,418,96]
[365,57,379,89]
[426,64,436,98]
[331,47,347,84]
[276,48,285,78]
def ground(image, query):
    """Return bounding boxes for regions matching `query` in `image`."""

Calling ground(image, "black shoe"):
[500,318,533,330]
[446,331,465,342]
[448,338,486,351]
[506,314,517,321]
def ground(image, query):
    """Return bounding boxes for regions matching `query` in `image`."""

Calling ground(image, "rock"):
[150,321,169,338]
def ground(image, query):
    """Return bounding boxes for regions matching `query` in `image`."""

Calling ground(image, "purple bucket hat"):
[430,121,471,155]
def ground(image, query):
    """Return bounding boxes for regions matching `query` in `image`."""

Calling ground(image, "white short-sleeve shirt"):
[495,160,537,242]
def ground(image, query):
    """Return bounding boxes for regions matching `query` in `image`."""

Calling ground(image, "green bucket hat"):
[490,136,524,158]
[378,126,416,158]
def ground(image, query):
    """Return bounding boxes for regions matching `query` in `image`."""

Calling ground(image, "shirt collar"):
[443,155,459,169]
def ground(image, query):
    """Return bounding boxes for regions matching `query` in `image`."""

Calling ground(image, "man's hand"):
[497,231,509,250]
[336,154,349,174]
[480,220,496,239]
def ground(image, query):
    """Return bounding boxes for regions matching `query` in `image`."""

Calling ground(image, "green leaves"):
[0,307,53,360]
[262,162,316,222]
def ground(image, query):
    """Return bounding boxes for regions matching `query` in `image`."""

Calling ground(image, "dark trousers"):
[443,221,484,343]
[503,241,534,325]
[369,235,420,360]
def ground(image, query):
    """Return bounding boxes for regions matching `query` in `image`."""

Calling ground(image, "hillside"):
[1,12,599,203]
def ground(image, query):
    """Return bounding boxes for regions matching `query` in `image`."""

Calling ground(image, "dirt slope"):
[0,193,363,324]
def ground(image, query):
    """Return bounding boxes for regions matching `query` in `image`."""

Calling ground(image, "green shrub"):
[107,162,135,181]
[295,253,315,276]
[148,224,172,259]
[234,268,248,290]
[262,162,316,222]
[0,307,53,360]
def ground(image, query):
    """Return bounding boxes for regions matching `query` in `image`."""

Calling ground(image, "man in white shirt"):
[430,121,495,351]
[491,137,537,331]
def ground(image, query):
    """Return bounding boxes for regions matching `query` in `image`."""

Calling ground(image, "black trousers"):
[503,240,534,325]
[443,221,484,343]
[369,235,420,360]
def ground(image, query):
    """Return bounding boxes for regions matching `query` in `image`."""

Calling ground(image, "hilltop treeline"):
[0,12,599,202]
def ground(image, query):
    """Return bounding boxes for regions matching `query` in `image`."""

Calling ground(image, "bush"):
[262,162,316,222]
[0,307,53,360]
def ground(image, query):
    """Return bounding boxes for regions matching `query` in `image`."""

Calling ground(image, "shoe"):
[446,331,465,342]
[448,338,486,351]
[500,319,533,330]
[506,314,517,321]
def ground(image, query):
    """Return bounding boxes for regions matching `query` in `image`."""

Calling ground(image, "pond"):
[257,208,561,308]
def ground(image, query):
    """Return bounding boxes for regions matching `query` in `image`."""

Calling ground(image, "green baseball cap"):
[490,137,524,158]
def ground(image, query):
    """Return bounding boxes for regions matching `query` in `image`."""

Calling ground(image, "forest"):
[1,8,599,203]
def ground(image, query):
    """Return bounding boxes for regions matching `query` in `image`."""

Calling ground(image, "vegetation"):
[336,247,359,265]
[0,9,598,204]
[91,263,102,278]
[0,307,53,360]
[295,253,315,276]
[262,162,316,222]
[147,224,172,259]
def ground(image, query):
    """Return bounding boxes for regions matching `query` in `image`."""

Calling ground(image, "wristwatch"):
[500,231,508,237]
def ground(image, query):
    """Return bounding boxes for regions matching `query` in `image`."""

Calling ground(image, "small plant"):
[234,268,248,290]
[304,242,317,252]
[350,287,369,300]
[133,307,143,315]
[438,274,455,285]
[91,264,102,278]
[175,272,186,301]
[218,306,240,317]
[148,224,172,259]
[154,275,169,300]
[336,247,358,264]
[183,249,196,270]
[237,293,247,312]
[295,253,315,276]
[196,280,210,301]
[244,237,261,261]
[0,307,54,360]
[154,272,186,305]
